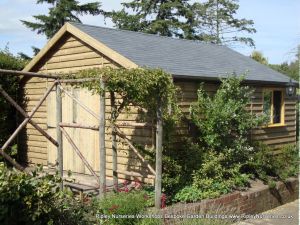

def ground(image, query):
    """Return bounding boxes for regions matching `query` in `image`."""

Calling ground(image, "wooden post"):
[0,147,24,171]
[99,78,106,197]
[110,91,118,191]
[1,82,56,151]
[0,68,59,79]
[155,102,163,209]
[0,86,59,147]
[114,125,156,176]
[56,82,63,190]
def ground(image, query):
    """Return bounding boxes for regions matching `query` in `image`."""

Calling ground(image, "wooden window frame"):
[262,88,285,127]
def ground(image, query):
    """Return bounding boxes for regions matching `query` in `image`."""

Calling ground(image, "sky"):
[0,0,299,64]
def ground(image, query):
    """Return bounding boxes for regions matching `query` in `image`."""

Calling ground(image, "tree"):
[108,0,197,39]
[108,0,256,47]
[0,47,27,159]
[270,46,299,81]
[21,0,102,39]
[194,0,256,46]
[250,47,299,81]
[250,50,268,65]
[270,60,299,81]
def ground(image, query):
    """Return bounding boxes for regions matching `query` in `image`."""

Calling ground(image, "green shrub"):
[137,217,162,225]
[0,163,89,225]
[0,48,27,152]
[94,191,150,225]
[190,76,266,155]
[171,76,263,203]
[174,185,214,203]
[142,134,203,202]
[171,76,298,203]
[136,209,163,225]
[250,143,299,184]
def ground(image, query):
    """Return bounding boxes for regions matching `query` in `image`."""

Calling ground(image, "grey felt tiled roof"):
[72,22,293,84]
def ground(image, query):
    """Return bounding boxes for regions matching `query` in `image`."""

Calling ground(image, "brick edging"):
[162,178,299,224]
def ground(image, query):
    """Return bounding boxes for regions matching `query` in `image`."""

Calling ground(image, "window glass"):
[273,91,282,124]
[263,90,272,123]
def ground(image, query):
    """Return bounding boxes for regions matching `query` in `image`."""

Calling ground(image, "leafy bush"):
[0,163,89,225]
[249,142,299,184]
[174,76,298,202]
[174,76,266,202]
[136,210,163,225]
[190,76,266,152]
[94,190,150,225]
[143,135,204,202]
[0,48,27,159]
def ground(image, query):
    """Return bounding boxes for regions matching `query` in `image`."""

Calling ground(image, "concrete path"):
[235,200,299,225]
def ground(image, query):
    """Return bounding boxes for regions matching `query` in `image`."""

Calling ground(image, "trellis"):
[0,69,163,208]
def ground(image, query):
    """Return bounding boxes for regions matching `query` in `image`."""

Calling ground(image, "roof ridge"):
[69,22,221,46]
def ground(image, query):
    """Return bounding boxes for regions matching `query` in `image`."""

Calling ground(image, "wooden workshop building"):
[21,22,297,184]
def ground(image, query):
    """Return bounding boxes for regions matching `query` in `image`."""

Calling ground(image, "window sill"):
[262,123,286,128]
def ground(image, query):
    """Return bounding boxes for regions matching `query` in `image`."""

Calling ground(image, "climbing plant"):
[62,67,181,122]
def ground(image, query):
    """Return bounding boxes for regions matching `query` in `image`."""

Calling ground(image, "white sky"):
[0,0,299,64]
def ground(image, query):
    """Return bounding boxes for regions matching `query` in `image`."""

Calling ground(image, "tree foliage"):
[250,50,268,65]
[270,59,299,81]
[21,0,103,39]
[108,0,256,46]
[108,0,196,39]
[0,48,27,154]
[193,0,256,46]
[250,48,299,81]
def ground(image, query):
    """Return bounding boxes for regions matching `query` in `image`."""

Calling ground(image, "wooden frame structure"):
[0,69,163,208]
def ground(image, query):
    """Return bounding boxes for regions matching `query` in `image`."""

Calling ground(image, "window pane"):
[273,91,282,124]
[263,90,272,123]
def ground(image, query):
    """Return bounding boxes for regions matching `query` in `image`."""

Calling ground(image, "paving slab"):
[235,200,299,225]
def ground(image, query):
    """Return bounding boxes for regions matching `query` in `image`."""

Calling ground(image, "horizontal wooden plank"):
[262,136,296,145]
[25,107,47,113]
[42,64,116,74]
[52,45,93,57]
[25,135,48,142]
[253,131,296,141]
[27,158,47,165]
[27,146,47,153]
[25,96,47,102]
[21,112,46,119]
[48,51,102,64]
[45,57,105,70]
[252,126,296,134]
[25,102,47,108]
[26,123,47,130]
[59,40,84,49]
[26,140,47,148]
[27,151,47,160]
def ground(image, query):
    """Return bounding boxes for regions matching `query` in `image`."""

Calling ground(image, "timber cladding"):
[20,32,297,184]
[174,80,297,149]
[21,33,155,184]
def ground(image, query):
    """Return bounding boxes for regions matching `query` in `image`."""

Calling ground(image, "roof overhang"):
[172,74,299,87]
[23,22,138,72]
